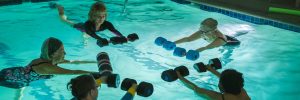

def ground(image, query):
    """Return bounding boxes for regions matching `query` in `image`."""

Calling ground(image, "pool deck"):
[186,0,300,27]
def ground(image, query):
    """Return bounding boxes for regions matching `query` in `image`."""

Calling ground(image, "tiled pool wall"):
[1,0,299,33]
[171,0,300,33]
[0,0,55,6]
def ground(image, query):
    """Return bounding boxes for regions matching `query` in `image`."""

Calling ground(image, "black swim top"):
[73,20,123,40]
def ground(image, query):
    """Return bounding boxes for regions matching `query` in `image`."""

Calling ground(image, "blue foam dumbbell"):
[162,41,176,50]
[173,47,186,57]
[186,50,200,61]
[154,37,167,46]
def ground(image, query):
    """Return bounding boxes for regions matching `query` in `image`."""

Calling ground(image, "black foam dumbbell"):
[127,33,139,42]
[193,58,222,73]
[97,38,109,47]
[121,78,154,97]
[97,52,113,72]
[161,66,189,82]
[96,52,120,88]
[110,36,128,45]
[91,72,120,88]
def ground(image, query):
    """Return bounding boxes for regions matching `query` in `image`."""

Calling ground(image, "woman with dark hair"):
[0,37,97,89]
[67,75,99,100]
[176,68,250,100]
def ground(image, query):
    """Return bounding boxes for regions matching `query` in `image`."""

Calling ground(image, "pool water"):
[0,0,300,100]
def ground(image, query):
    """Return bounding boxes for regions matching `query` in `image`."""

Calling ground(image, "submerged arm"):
[175,31,202,44]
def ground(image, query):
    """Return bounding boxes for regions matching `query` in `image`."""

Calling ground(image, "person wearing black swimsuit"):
[53,1,124,46]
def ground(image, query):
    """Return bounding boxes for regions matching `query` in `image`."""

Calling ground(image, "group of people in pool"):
[0,1,250,100]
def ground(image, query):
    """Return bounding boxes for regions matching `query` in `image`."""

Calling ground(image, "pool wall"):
[171,0,300,33]
[0,0,55,6]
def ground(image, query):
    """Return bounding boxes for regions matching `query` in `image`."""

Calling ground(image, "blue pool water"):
[0,0,300,100]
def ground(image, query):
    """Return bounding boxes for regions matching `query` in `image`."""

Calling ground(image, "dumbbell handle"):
[128,84,138,93]
[206,66,221,77]
[91,73,107,84]
[121,84,138,100]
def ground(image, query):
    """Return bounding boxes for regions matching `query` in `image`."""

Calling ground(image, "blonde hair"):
[88,1,107,22]
[40,37,63,61]
[201,18,218,29]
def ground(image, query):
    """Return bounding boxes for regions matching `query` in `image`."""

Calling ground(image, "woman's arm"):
[59,60,97,64]
[56,4,76,26]
[105,21,123,37]
[196,37,226,52]
[176,71,199,90]
[33,63,97,75]
[121,84,137,100]
[174,31,202,44]
[176,71,222,100]
[85,22,105,40]
[207,65,221,78]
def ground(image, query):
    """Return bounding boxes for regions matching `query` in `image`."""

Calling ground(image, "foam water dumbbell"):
[154,37,167,46]
[90,72,120,88]
[121,78,154,97]
[110,36,128,45]
[173,47,199,61]
[155,37,199,60]
[186,50,200,61]
[173,47,186,57]
[161,66,189,82]
[96,52,120,88]
[154,37,176,50]
[127,33,139,42]
[163,41,176,50]
[97,38,109,47]
[193,58,222,73]
[97,52,112,72]
[98,33,139,47]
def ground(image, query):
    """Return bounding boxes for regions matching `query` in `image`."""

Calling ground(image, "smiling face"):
[94,11,107,25]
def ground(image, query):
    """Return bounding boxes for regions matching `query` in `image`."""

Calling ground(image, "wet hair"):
[219,69,244,95]
[88,1,107,22]
[201,18,218,29]
[40,37,63,60]
[67,75,96,99]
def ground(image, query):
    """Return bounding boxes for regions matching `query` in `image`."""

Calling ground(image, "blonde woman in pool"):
[51,1,125,46]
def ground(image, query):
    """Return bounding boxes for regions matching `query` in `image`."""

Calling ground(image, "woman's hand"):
[100,76,108,84]
[206,65,214,72]
[176,71,183,79]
